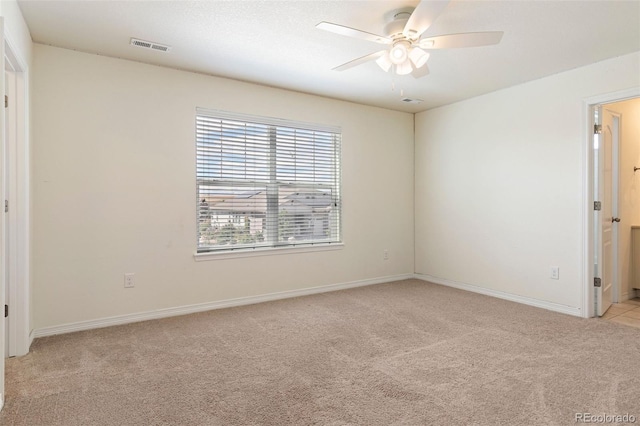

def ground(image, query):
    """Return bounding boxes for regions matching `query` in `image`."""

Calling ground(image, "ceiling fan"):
[317,0,503,78]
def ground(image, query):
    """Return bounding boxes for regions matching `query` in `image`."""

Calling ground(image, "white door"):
[595,107,618,316]
[3,65,17,359]
[0,17,5,409]
[2,71,6,356]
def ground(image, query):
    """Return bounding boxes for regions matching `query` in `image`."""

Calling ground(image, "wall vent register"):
[130,38,171,53]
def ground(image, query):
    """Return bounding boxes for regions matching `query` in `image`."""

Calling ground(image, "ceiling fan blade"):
[332,50,386,71]
[412,63,430,79]
[421,32,504,49]
[403,0,450,39]
[317,22,391,45]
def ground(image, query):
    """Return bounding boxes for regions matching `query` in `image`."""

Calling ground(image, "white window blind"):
[196,108,341,253]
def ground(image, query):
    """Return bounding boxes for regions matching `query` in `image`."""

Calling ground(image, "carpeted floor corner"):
[1,279,639,425]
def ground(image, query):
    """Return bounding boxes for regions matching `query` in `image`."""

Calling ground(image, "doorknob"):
[612,217,621,223]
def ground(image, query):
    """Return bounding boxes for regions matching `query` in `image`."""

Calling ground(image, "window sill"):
[193,243,344,261]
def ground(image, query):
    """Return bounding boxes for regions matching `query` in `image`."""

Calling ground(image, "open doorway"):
[585,90,640,318]
[600,98,640,322]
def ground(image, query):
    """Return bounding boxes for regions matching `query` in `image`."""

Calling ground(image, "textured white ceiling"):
[17,0,640,112]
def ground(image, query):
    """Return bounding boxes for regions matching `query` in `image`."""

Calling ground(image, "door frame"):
[583,87,640,317]
[2,24,29,358]
[0,18,30,411]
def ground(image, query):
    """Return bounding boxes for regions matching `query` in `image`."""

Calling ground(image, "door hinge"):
[594,201,601,211]
[4,200,7,213]
[594,124,602,134]
[594,277,602,287]
[4,304,7,318]
[4,95,7,109]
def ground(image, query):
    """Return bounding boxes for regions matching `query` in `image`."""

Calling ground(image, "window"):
[196,108,341,254]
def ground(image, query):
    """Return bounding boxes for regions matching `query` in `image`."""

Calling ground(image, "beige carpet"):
[2,279,639,425]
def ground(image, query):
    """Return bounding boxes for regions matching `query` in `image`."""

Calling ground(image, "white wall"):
[609,98,640,300]
[415,52,640,315]
[31,44,415,330]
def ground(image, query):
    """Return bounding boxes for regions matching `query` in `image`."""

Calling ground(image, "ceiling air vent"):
[401,98,423,104]
[130,38,172,53]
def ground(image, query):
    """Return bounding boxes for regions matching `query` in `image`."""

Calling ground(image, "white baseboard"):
[33,273,415,338]
[414,273,582,317]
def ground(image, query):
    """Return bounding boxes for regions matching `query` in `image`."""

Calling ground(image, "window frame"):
[194,108,342,258]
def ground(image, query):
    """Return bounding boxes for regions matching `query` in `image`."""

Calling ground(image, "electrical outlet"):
[550,267,559,280]
[124,273,135,288]
[383,249,389,260]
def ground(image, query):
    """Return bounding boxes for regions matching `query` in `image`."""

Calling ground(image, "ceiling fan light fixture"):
[395,60,413,75]
[389,42,409,65]
[409,47,430,68]
[375,51,393,72]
